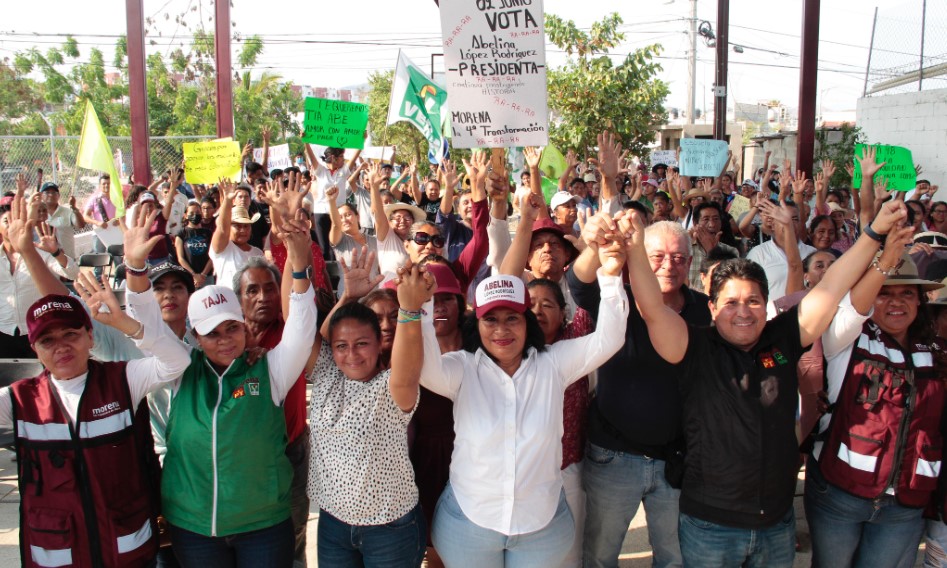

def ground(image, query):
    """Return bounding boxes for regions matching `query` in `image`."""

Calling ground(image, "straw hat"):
[383,202,427,223]
[684,188,710,202]
[231,206,261,224]
[880,253,946,292]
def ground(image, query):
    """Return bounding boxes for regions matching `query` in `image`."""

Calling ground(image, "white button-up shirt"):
[0,249,80,335]
[310,163,352,214]
[420,270,629,535]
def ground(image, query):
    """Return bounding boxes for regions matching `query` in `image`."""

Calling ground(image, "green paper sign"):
[540,176,558,203]
[852,144,916,192]
[302,97,369,149]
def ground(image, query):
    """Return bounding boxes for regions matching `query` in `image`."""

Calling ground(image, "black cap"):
[40,182,60,193]
[148,262,195,294]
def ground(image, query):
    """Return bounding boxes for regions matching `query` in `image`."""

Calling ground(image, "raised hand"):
[267,181,306,221]
[520,192,543,225]
[440,161,459,191]
[565,149,579,174]
[581,211,618,253]
[276,217,313,271]
[241,141,253,160]
[34,222,60,254]
[5,188,35,254]
[124,207,165,266]
[694,224,721,252]
[339,246,384,300]
[218,178,237,204]
[15,173,27,194]
[870,199,907,235]
[394,260,436,311]
[597,130,623,181]
[791,170,808,196]
[262,125,272,144]
[523,146,542,169]
[856,145,887,184]
[74,273,124,325]
[462,151,489,190]
[757,198,794,228]
[616,209,646,251]
[486,171,509,205]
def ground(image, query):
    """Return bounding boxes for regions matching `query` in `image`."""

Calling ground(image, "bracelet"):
[870,260,896,277]
[863,224,885,243]
[51,248,62,258]
[397,308,422,324]
[125,321,145,340]
[125,262,149,277]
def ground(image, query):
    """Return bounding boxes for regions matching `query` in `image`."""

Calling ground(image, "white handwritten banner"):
[439,0,549,148]
[649,150,678,168]
[679,139,730,177]
[253,143,292,170]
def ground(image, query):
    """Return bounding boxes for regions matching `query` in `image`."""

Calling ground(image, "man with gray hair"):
[233,256,312,568]
[568,218,711,568]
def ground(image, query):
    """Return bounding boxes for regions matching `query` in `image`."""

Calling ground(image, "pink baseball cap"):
[425,263,463,296]
[27,295,92,344]
[473,275,530,318]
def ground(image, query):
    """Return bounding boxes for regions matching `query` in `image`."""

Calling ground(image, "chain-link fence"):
[0,135,214,202]
[864,0,947,96]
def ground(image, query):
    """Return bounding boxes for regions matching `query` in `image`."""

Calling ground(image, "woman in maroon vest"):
[806,220,947,568]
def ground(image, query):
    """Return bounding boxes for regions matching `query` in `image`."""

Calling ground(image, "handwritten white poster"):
[253,143,292,170]
[438,0,549,148]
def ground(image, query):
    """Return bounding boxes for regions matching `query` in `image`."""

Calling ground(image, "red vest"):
[818,322,946,507]
[10,361,160,568]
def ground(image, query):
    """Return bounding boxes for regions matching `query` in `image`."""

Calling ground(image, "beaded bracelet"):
[125,262,149,277]
[397,308,422,324]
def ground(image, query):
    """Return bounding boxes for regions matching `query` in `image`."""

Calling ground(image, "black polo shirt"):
[567,268,712,458]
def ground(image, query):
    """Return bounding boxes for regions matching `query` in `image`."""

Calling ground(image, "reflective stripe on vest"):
[15,420,70,442]
[838,441,878,473]
[117,519,153,554]
[916,458,942,479]
[78,409,132,439]
[29,545,72,567]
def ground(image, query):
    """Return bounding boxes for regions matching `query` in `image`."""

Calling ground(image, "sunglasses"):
[412,232,445,248]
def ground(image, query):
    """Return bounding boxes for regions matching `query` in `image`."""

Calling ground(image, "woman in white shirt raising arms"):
[418,219,632,567]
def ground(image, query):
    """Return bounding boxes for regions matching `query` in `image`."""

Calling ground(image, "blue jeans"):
[678,509,795,568]
[582,443,682,568]
[169,518,294,568]
[805,459,925,568]
[286,431,311,568]
[432,484,574,568]
[924,519,947,568]
[92,235,106,278]
[317,504,425,568]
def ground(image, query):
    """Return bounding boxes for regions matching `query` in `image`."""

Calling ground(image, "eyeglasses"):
[412,232,445,248]
[648,253,689,266]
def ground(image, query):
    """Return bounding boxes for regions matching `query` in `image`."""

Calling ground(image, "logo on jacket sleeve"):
[232,378,261,399]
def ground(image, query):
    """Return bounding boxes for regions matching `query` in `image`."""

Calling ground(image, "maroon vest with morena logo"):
[10,361,160,568]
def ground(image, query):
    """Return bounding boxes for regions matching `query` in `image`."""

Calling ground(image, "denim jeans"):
[558,461,585,568]
[805,459,925,568]
[169,517,294,568]
[432,483,574,568]
[286,430,311,568]
[317,504,426,568]
[924,519,947,568]
[92,235,106,279]
[582,443,682,568]
[678,509,795,568]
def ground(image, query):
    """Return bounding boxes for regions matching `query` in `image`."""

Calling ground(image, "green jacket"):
[162,349,292,536]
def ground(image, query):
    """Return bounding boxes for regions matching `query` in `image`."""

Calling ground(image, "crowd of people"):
[1,132,946,568]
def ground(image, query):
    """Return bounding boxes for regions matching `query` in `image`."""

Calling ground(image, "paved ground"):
[0,447,927,567]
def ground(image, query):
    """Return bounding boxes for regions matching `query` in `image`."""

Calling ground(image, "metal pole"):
[126,0,152,184]
[713,0,729,141]
[919,0,927,91]
[47,118,57,184]
[214,0,235,139]
[687,0,697,125]
[863,7,878,97]
[796,0,820,178]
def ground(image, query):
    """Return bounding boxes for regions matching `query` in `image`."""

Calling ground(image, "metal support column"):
[125,0,151,184]
[796,0,821,177]
[215,0,234,139]
[713,0,729,141]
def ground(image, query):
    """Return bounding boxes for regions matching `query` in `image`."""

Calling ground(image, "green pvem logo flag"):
[387,52,449,162]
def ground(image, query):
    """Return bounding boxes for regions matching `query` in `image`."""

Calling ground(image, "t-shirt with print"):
[177,227,213,273]
[675,307,805,529]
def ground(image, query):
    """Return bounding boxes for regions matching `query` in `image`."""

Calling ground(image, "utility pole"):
[125,0,151,184]
[713,0,729,141]
[687,0,698,125]
[796,0,820,177]
[214,0,234,139]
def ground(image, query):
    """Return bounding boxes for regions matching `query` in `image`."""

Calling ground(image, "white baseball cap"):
[474,275,530,318]
[549,191,580,210]
[188,285,245,335]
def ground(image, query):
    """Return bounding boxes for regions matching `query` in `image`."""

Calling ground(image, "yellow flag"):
[75,101,125,217]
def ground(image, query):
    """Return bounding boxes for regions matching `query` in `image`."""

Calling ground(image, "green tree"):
[814,123,864,188]
[545,13,669,159]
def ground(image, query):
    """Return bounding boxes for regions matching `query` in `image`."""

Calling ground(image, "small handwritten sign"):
[302,97,369,150]
[438,0,550,148]
[253,143,292,170]
[183,140,242,184]
[650,149,678,168]
[852,143,916,192]
[679,139,729,177]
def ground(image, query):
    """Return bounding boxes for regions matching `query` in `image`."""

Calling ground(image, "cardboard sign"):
[302,97,369,150]
[727,194,752,220]
[183,140,242,184]
[852,144,916,192]
[679,139,729,177]
[438,0,550,148]
[253,143,292,170]
[650,149,678,168]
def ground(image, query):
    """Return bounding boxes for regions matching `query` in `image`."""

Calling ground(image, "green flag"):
[387,52,449,162]
[75,101,124,217]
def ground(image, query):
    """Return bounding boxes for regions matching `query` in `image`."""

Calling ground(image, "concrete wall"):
[742,129,847,184]
[857,89,947,200]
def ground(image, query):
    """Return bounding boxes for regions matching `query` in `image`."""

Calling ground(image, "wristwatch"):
[292,266,313,280]
[51,248,63,258]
